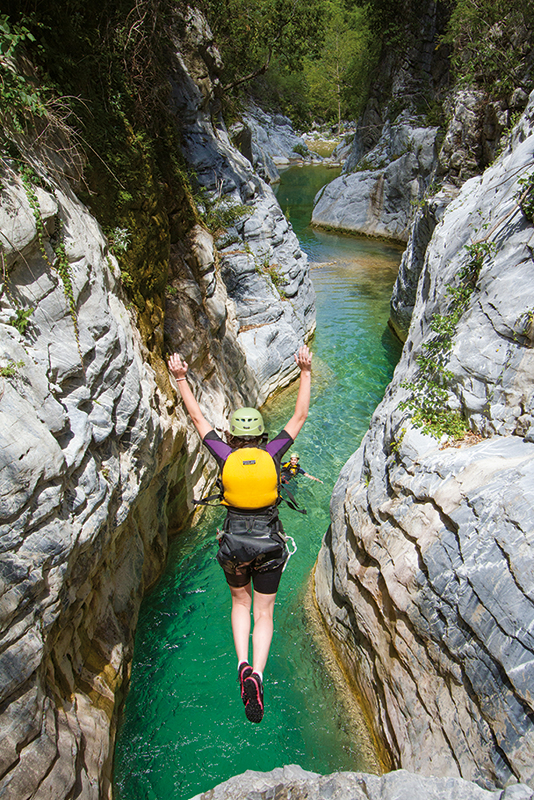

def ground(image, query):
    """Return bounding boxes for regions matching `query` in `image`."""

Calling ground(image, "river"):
[113,165,404,800]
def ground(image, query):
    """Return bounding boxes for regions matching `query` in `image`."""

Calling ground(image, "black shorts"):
[221,561,286,594]
[216,509,289,595]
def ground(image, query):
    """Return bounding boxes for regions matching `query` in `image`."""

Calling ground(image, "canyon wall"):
[191,765,534,800]
[0,11,314,799]
[315,91,534,790]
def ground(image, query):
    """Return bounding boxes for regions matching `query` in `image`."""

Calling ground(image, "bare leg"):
[251,590,277,675]
[229,583,252,664]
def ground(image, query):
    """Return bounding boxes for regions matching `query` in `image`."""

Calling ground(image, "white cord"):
[282,535,297,572]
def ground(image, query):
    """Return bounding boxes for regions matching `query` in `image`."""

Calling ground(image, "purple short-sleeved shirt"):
[203,429,294,473]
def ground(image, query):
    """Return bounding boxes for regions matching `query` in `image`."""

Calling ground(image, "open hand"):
[294,345,312,372]
[167,353,188,380]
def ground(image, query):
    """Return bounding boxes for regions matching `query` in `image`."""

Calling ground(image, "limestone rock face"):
[241,100,319,180]
[390,88,525,341]
[171,13,316,401]
[0,11,315,800]
[0,165,179,799]
[311,115,440,241]
[0,154,262,798]
[389,183,459,340]
[315,92,534,789]
[189,766,534,800]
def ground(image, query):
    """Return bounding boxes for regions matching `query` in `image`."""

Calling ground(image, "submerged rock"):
[316,91,534,788]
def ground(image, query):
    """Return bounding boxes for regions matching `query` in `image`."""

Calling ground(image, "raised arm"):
[167,353,213,439]
[284,345,312,440]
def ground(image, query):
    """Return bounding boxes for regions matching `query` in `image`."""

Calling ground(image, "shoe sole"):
[243,674,264,723]
[239,665,253,704]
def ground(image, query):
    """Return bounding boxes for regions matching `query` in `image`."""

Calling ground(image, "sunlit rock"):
[172,13,316,404]
[316,91,534,788]
[311,115,440,242]
[189,765,534,800]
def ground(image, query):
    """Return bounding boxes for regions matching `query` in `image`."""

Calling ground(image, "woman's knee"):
[253,591,276,620]
[230,583,252,609]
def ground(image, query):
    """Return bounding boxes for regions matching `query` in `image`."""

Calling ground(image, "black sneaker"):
[243,671,264,723]
[238,662,253,704]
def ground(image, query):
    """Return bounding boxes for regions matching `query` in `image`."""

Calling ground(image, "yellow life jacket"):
[282,461,299,477]
[221,447,279,509]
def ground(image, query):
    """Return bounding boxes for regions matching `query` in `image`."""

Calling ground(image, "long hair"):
[224,432,268,449]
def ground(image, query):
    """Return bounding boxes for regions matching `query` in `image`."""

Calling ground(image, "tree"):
[303,0,376,126]
[200,0,325,92]
[442,0,534,96]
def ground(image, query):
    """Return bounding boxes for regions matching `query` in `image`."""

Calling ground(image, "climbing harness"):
[215,508,289,572]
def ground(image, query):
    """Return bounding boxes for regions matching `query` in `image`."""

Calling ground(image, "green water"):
[113,165,403,800]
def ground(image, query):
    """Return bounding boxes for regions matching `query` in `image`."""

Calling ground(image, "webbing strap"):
[279,484,307,515]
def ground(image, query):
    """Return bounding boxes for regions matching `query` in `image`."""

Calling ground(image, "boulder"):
[311,115,440,242]
[189,766,534,800]
[242,100,320,175]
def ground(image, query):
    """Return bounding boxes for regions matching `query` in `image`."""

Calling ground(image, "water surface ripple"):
[114,164,403,800]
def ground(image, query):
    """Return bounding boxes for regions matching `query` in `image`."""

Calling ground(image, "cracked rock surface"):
[315,92,534,789]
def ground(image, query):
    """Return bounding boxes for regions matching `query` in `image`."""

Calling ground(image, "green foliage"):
[399,239,495,440]
[0,13,35,57]
[390,426,406,455]
[11,306,34,334]
[194,185,253,234]
[107,226,132,256]
[516,171,534,222]
[251,248,286,295]
[441,0,534,96]
[250,65,311,128]
[0,13,46,131]
[292,143,308,157]
[19,164,81,354]
[303,0,377,126]
[0,359,24,377]
[201,0,378,128]
[201,0,325,91]
[1,1,197,317]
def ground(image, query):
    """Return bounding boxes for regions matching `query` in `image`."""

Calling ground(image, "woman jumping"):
[167,345,313,723]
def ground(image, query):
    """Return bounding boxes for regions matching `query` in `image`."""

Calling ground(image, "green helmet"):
[229,407,265,437]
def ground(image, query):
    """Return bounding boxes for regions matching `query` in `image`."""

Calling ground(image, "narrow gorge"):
[1,1,534,799]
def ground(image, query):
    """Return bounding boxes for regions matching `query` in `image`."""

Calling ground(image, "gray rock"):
[189,766,533,800]
[242,100,319,174]
[315,90,534,788]
[171,15,316,403]
[0,10,317,798]
[312,115,440,242]
[389,184,459,340]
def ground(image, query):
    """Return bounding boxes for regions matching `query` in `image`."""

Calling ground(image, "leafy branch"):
[399,240,496,440]
[20,165,82,359]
